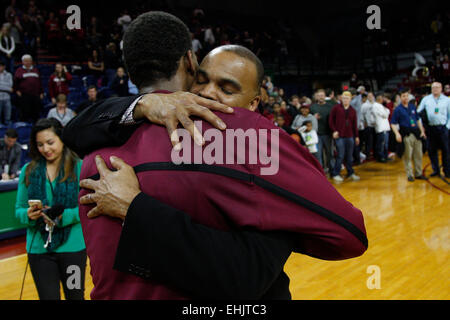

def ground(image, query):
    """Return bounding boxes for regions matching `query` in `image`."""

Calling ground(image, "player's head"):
[191,45,264,110]
[123,11,197,91]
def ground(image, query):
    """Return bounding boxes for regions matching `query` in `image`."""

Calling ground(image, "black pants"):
[428,125,449,176]
[364,127,376,158]
[28,249,87,300]
[17,93,42,123]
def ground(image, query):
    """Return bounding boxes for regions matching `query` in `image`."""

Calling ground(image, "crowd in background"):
[259,75,450,181]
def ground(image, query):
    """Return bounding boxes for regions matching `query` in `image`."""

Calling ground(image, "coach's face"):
[190,50,260,111]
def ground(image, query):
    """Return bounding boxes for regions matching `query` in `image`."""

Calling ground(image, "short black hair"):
[0,61,5,66]
[5,128,18,138]
[123,11,192,89]
[87,85,97,91]
[399,88,410,95]
[302,120,312,126]
[214,45,264,94]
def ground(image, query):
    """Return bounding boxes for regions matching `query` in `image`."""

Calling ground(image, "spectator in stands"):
[298,120,320,162]
[191,32,203,59]
[280,100,292,126]
[329,91,360,182]
[15,118,86,300]
[14,54,43,123]
[45,11,62,55]
[417,82,450,178]
[111,67,129,97]
[0,128,21,180]
[104,42,121,87]
[21,13,39,58]
[0,61,13,125]
[444,84,450,97]
[274,114,297,136]
[325,88,337,105]
[0,23,15,73]
[373,94,391,163]
[310,89,333,172]
[442,54,450,84]
[292,104,318,133]
[87,49,104,87]
[128,79,138,95]
[47,94,75,127]
[117,10,132,33]
[4,0,18,21]
[432,43,444,63]
[391,89,427,182]
[383,93,394,122]
[6,13,22,59]
[350,73,359,88]
[288,94,301,116]
[432,57,444,82]
[49,63,72,105]
[266,102,282,123]
[76,85,98,114]
[264,76,274,94]
[361,92,377,159]
[203,24,215,51]
[351,87,367,162]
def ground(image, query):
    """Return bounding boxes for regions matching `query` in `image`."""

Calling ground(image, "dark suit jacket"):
[62,96,295,299]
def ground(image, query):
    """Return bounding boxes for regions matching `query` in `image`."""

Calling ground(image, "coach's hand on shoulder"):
[133,91,234,148]
[80,155,141,220]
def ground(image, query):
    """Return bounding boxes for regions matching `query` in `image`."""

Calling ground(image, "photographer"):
[15,118,86,300]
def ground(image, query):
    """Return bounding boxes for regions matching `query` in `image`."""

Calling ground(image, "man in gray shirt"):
[310,89,334,173]
[0,61,13,125]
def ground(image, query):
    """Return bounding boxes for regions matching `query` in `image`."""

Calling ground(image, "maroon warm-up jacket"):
[13,66,42,97]
[48,72,72,98]
[329,104,358,138]
[79,105,368,300]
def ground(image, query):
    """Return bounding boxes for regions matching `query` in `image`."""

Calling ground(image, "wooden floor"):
[0,157,448,300]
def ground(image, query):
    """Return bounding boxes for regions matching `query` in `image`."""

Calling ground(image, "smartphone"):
[28,199,43,209]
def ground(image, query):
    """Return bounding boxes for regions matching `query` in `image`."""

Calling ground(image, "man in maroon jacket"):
[329,91,360,182]
[68,12,367,300]
[14,54,43,122]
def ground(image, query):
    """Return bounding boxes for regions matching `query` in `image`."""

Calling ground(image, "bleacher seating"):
[12,122,33,145]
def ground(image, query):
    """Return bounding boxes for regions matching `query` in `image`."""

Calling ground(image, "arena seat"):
[12,122,33,145]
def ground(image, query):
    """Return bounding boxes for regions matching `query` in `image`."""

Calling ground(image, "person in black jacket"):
[110,67,129,97]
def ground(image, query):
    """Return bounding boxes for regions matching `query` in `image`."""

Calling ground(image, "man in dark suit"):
[63,12,367,300]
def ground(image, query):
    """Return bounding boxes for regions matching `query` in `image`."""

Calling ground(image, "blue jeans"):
[0,99,12,125]
[375,131,389,160]
[332,137,355,177]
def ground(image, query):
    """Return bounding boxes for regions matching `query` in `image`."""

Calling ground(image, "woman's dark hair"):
[25,118,78,186]
[53,63,67,80]
[123,11,192,89]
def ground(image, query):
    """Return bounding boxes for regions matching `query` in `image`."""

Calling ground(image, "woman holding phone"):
[15,118,86,300]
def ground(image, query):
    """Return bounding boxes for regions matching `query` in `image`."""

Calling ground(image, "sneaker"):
[415,175,428,180]
[407,176,415,182]
[360,152,367,163]
[348,174,360,181]
[332,175,344,182]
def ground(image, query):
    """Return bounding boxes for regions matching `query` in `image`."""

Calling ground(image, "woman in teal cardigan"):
[15,118,86,300]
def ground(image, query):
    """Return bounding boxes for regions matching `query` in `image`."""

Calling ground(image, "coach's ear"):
[185,49,198,76]
[248,95,261,112]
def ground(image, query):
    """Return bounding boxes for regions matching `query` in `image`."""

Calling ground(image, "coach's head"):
[191,45,263,111]
[123,11,198,92]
